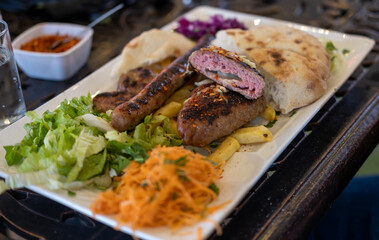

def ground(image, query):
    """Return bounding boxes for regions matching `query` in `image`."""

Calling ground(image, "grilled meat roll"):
[111,35,214,132]
[177,83,266,146]
[93,67,156,113]
[93,92,133,113]
[117,67,156,92]
[189,46,265,100]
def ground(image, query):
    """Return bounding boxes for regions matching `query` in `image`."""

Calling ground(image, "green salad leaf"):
[325,41,348,72]
[77,150,107,181]
[65,129,106,182]
[2,94,184,191]
[105,130,133,143]
[134,114,183,150]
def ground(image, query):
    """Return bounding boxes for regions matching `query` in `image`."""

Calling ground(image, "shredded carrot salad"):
[91,146,227,232]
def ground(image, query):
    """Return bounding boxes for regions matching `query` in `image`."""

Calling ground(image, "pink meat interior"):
[190,51,264,99]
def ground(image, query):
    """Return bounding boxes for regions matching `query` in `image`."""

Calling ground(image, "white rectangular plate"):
[0,5,375,240]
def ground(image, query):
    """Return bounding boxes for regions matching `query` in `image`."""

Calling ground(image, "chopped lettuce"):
[81,114,115,133]
[77,150,107,181]
[325,41,338,71]
[325,41,346,72]
[107,141,147,163]
[3,94,112,189]
[134,114,183,149]
[65,130,106,182]
[105,130,133,143]
[2,94,184,192]
[59,94,93,118]
[6,167,63,190]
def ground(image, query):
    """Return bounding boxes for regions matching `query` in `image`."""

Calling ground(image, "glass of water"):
[0,20,26,130]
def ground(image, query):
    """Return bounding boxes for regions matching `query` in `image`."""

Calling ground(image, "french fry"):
[231,125,273,144]
[165,84,193,104]
[154,101,182,118]
[169,118,179,135]
[260,105,276,122]
[208,136,240,164]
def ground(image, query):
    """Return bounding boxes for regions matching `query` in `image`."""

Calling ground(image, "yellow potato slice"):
[154,101,182,118]
[231,126,273,144]
[165,84,193,104]
[260,105,276,122]
[208,136,240,163]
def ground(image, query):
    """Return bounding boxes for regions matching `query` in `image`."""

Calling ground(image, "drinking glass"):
[0,20,26,130]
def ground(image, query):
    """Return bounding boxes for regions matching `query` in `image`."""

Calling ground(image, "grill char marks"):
[117,67,155,92]
[111,35,214,132]
[177,83,266,147]
[93,67,156,113]
[189,46,265,100]
[92,92,133,113]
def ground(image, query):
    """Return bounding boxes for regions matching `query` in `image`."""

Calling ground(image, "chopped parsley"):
[325,41,347,72]
[149,195,156,203]
[141,181,148,188]
[209,141,220,148]
[289,111,297,117]
[175,156,187,166]
[342,49,350,55]
[325,41,337,53]
[265,119,277,128]
[67,190,76,197]
[208,182,219,195]
[163,158,174,165]
[176,168,189,182]
[171,191,178,200]
[164,156,187,166]
[154,181,161,191]
[97,186,108,191]
[200,204,208,218]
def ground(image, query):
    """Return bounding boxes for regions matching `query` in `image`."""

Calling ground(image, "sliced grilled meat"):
[111,35,214,131]
[177,83,266,146]
[189,46,265,99]
[93,67,156,113]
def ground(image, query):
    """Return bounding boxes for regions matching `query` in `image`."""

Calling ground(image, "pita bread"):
[212,26,330,114]
[111,29,195,77]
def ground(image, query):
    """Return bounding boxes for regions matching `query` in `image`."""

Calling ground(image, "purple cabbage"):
[175,14,247,41]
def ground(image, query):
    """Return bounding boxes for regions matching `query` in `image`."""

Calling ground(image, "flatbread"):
[111,29,195,78]
[212,26,330,114]
[248,48,328,113]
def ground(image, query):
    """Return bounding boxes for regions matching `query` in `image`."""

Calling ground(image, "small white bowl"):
[12,22,93,81]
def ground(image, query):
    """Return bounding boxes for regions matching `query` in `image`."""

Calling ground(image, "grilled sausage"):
[117,67,156,92]
[111,35,213,131]
[189,46,265,99]
[93,67,156,113]
[177,83,266,146]
[93,92,133,113]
